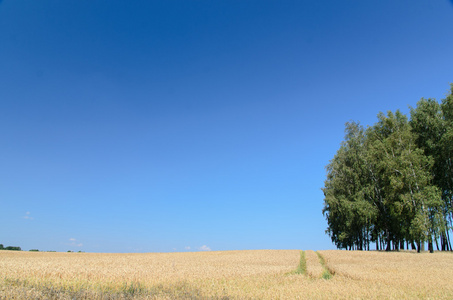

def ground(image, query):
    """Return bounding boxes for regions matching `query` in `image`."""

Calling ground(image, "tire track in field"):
[315,251,334,279]
[305,250,324,279]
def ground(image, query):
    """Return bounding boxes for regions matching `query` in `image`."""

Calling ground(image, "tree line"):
[323,85,453,252]
[0,243,83,253]
[0,244,21,251]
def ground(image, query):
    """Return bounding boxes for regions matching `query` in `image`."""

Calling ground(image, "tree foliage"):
[323,85,453,252]
[0,246,22,251]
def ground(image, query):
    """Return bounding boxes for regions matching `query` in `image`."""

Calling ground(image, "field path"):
[304,250,324,279]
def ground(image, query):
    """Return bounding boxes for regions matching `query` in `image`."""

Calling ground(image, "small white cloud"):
[23,212,33,220]
[199,245,211,251]
[184,246,191,250]
[67,238,83,248]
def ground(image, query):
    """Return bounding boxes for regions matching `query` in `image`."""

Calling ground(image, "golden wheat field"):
[1,249,453,299]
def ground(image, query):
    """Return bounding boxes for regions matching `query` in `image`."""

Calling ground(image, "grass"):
[296,251,307,275]
[315,252,333,280]
[2,249,453,299]
[286,250,306,275]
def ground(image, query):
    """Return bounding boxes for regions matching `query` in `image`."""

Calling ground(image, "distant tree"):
[0,244,3,250]
[5,246,21,251]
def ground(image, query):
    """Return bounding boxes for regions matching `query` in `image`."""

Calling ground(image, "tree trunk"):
[441,234,445,251]
[428,237,434,253]
[447,230,453,251]
[435,236,440,251]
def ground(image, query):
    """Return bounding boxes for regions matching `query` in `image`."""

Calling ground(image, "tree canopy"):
[323,85,453,252]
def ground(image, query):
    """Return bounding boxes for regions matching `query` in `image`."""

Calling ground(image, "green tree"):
[440,85,453,250]
[324,109,444,252]
[323,122,377,250]
[410,96,452,251]
[5,246,21,251]
[323,85,453,252]
[368,110,441,252]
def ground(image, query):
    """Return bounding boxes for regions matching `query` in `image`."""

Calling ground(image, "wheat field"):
[1,249,452,299]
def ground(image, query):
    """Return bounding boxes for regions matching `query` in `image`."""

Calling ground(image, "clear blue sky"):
[1,0,452,253]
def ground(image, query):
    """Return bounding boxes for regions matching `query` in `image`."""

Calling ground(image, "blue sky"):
[1,0,453,253]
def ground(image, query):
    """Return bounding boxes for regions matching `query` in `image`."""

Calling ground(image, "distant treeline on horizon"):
[0,244,21,251]
[323,84,453,253]
[0,243,84,253]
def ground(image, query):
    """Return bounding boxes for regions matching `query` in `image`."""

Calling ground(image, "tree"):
[4,246,21,251]
[323,122,377,250]
[440,85,453,250]
[324,106,445,252]
[410,97,452,251]
[370,110,442,252]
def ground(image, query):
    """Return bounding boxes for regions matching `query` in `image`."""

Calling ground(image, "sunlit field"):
[1,249,452,299]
